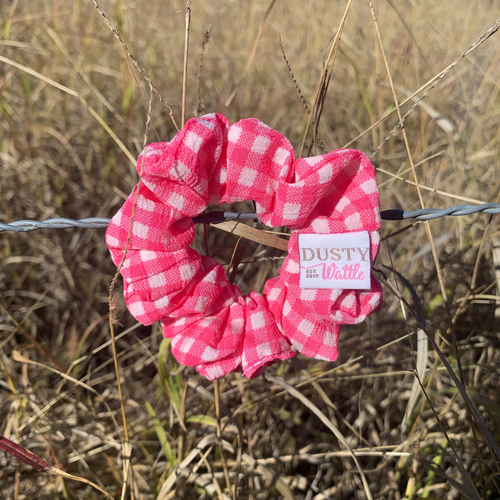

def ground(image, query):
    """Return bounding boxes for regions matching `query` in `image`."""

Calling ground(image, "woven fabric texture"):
[106,113,382,380]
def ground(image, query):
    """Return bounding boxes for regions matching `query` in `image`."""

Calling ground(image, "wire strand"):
[2,204,500,233]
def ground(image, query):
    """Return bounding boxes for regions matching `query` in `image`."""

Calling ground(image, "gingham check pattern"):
[106,113,382,380]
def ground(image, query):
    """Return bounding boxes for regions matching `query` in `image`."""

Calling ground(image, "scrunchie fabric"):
[106,113,382,380]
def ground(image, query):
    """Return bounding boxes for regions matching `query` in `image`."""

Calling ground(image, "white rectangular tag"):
[298,232,371,289]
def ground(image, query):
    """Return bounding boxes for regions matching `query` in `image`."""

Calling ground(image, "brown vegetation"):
[1,1,500,498]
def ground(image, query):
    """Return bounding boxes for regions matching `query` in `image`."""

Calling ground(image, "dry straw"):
[2,1,500,498]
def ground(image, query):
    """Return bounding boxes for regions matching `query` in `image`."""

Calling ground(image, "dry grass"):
[1,0,500,498]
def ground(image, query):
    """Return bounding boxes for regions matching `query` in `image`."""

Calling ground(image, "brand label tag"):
[298,232,371,289]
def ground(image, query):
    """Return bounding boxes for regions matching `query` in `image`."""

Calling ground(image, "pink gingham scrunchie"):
[106,113,382,380]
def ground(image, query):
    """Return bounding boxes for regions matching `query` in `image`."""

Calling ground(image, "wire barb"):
[2,204,500,233]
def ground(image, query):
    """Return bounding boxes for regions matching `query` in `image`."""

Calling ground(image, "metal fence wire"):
[1,203,500,234]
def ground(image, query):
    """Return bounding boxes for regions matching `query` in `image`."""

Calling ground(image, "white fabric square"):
[132,221,148,239]
[202,346,219,362]
[143,147,163,159]
[143,179,157,192]
[228,125,242,143]
[140,250,157,262]
[360,178,378,194]
[285,258,299,274]
[283,300,291,317]
[315,354,331,361]
[238,168,257,187]
[273,147,290,166]
[154,296,170,309]
[175,317,186,327]
[344,213,362,230]
[196,117,215,129]
[256,342,271,358]
[107,235,119,247]
[129,302,145,317]
[180,263,195,281]
[341,294,355,309]
[323,330,337,347]
[336,197,350,212]
[218,168,227,184]
[332,311,343,322]
[304,156,322,166]
[298,319,315,337]
[311,219,330,233]
[195,295,210,313]
[169,192,186,211]
[251,311,265,330]
[266,287,281,302]
[205,365,224,379]
[251,135,270,154]
[318,164,332,184]
[199,316,217,327]
[178,337,195,354]
[137,195,155,212]
[112,210,122,226]
[203,269,218,283]
[231,318,244,334]
[149,273,166,288]
[170,161,189,181]
[267,178,279,195]
[369,294,381,308]
[185,131,203,153]
[283,203,300,220]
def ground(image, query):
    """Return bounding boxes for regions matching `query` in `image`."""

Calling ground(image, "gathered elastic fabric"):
[106,113,383,380]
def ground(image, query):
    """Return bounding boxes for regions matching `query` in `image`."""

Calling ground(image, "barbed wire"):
[381,203,500,220]
[1,204,500,234]
[0,212,259,233]
[0,217,111,233]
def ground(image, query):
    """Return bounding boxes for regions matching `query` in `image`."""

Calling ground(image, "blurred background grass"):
[1,0,500,498]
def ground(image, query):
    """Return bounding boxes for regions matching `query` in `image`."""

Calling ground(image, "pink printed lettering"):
[320,263,365,281]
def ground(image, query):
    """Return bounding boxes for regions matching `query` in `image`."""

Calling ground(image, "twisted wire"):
[0,212,259,233]
[0,217,112,233]
[380,203,500,220]
[2,204,500,233]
